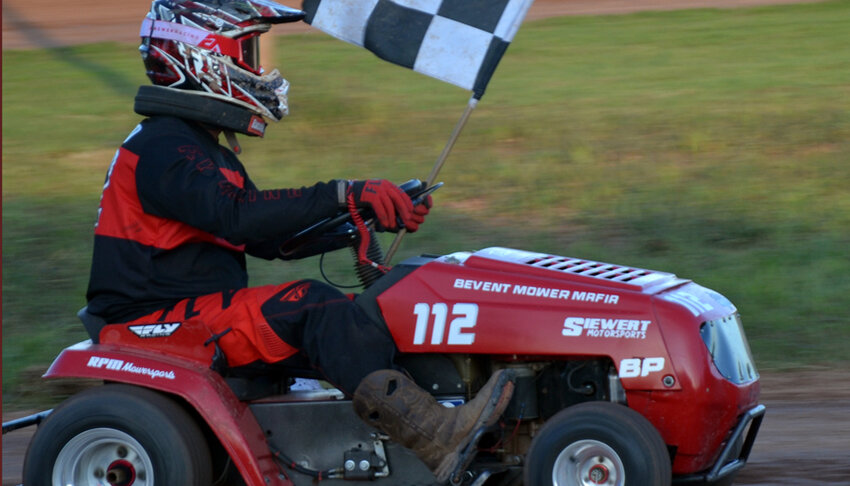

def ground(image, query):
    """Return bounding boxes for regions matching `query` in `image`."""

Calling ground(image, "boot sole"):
[434,370,516,483]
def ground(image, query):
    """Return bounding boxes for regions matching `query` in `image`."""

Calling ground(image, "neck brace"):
[134,85,267,137]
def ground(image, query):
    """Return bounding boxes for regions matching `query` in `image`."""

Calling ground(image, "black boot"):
[353,369,515,483]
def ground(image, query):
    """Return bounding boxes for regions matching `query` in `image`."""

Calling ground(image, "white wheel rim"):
[53,427,154,485]
[552,439,625,486]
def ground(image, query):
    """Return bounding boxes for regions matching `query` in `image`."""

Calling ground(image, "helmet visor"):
[141,18,266,74]
[238,33,262,74]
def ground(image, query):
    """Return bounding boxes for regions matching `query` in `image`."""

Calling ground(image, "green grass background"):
[3,1,849,409]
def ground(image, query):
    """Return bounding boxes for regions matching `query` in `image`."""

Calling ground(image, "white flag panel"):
[303,0,534,98]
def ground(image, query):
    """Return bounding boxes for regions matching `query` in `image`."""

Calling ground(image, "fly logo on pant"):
[128,322,181,338]
[279,282,310,302]
[412,303,478,346]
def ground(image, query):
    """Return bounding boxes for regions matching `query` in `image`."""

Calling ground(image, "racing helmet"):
[139,0,304,122]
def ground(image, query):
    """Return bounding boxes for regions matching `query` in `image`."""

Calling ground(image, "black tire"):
[524,401,671,486]
[23,383,213,486]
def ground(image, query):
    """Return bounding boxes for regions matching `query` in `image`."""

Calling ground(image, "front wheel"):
[23,383,213,486]
[524,401,671,486]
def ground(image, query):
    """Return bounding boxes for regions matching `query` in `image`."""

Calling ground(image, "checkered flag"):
[302,0,534,99]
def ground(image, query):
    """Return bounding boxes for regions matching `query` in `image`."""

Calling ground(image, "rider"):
[85,0,514,482]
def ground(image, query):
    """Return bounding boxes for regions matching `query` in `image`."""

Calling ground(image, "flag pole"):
[385,95,479,264]
[424,96,479,187]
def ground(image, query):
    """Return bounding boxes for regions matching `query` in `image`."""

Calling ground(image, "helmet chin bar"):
[221,60,291,121]
[134,85,268,138]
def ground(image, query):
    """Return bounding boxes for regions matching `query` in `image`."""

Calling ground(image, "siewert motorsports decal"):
[87,356,176,380]
[562,317,651,340]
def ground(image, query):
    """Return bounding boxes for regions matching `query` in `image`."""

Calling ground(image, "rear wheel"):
[23,383,213,486]
[524,401,671,486]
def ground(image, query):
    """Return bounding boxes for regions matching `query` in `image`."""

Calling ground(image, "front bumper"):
[673,404,766,485]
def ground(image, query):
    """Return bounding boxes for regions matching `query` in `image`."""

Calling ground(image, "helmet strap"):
[134,85,267,138]
[224,131,242,154]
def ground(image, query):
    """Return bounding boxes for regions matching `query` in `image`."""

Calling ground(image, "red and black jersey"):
[86,116,341,322]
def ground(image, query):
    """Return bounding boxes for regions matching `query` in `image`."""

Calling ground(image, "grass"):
[3,0,849,409]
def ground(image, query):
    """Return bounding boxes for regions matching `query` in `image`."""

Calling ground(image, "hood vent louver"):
[468,248,688,294]
[524,256,653,283]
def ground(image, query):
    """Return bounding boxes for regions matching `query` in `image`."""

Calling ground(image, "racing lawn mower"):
[8,179,764,486]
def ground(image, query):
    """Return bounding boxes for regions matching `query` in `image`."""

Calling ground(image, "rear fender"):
[44,341,290,486]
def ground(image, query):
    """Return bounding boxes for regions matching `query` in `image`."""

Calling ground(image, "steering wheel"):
[278,179,442,260]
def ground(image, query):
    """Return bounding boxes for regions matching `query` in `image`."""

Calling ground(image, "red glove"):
[405,194,433,233]
[349,180,414,231]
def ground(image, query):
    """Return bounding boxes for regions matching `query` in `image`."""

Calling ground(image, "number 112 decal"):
[413,303,478,346]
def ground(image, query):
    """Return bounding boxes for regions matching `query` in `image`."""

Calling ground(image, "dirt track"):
[2,1,847,485]
[732,370,850,486]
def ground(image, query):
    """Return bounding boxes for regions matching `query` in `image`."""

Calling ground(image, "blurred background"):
[2,0,849,482]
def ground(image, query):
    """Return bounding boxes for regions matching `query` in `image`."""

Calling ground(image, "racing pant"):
[124,279,397,394]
